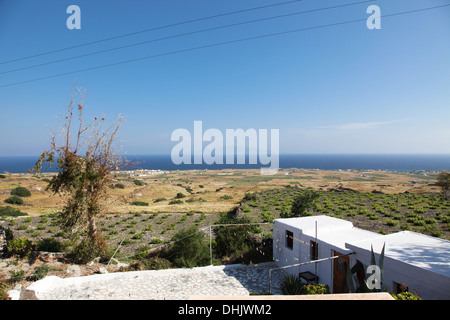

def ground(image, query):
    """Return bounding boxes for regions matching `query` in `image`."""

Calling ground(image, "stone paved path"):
[29,262,287,300]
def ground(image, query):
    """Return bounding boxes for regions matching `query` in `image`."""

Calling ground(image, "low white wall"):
[350,247,450,300]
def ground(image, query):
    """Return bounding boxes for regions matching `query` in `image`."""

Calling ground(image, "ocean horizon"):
[1,154,450,174]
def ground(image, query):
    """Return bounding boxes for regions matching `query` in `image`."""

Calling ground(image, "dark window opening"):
[310,241,318,260]
[285,230,293,249]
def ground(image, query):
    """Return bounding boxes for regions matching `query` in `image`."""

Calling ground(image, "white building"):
[273,215,450,299]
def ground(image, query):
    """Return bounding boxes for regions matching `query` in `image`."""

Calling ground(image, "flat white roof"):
[346,231,450,278]
[274,215,382,251]
[275,216,450,278]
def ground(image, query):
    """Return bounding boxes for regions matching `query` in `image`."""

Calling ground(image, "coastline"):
[1,153,450,174]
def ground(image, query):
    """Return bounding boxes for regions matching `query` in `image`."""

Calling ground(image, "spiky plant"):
[280,274,304,295]
[343,242,389,293]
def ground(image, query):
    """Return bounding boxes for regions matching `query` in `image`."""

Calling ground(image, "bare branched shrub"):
[32,87,124,262]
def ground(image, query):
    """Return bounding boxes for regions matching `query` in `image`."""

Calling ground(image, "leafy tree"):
[214,213,256,257]
[284,189,320,218]
[4,195,24,205]
[436,171,450,200]
[32,88,123,262]
[167,225,210,268]
[11,187,31,197]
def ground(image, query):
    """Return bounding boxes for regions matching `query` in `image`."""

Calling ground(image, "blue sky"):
[0,0,449,156]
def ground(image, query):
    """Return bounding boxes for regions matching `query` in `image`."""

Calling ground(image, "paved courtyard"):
[25,262,287,300]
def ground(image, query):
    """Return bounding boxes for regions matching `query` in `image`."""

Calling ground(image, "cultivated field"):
[0,168,441,216]
[1,168,448,289]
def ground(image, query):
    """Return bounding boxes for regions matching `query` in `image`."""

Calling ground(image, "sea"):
[1,154,450,173]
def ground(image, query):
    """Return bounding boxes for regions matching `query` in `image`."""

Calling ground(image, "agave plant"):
[280,274,304,295]
[343,243,389,293]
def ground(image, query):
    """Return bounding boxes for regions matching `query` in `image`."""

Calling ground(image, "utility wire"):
[0,0,306,65]
[0,0,375,75]
[1,3,448,89]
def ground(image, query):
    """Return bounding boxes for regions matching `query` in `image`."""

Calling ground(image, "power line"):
[0,0,306,65]
[1,3,448,89]
[0,0,375,75]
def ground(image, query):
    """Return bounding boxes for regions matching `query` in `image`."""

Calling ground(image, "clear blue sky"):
[0,0,449,156]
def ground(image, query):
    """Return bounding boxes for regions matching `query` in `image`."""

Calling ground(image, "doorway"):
[333,250,349,293]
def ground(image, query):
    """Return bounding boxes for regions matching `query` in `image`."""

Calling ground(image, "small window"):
[285,230,293,249]
[310,241,318,260]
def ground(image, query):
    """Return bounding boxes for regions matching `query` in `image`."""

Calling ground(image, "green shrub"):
[261,211,274,223]
[71,235,107,264]
[243,193,257,201]
[0,206,27,217]
[33,264,49,280]
[393,291,422,300]
[10,187,31,197]
[133,179,145,186]
[385,219,398,227]
[175,192,186,199]
[36,238,65,252]
[214,215,254,257]
[169,199,183,205]
[280,274,303,295]
[166,225,210,268]
[219,195,233,200]
[153,197,166,203]
[114,183,125,189]
[7,237,34,258]
[129,256,172,271]
[288,190,319,218]
[9,270,25,283]
[4,195,24,205]
[131,201,149,206]
[300,284,330,295]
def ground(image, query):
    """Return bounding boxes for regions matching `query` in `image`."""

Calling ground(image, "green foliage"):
[393,291,422,300]
[243,193,257,202]
[280,274,303,295]
[300,284,330,295]
[0,174,6,179]
[33,264,49,281]
[129,256,173,271]
[9,270,25,283]
[219,195,233,200]
[0,206,27,217]
[133,179,145,186]
[175,192,186,199]
[10,186,31,197]
[71,234,108,264]
[214,214,255,258]
[287,190,320,218]
[7,237,34,258]
[153,197,166,203]
[36,238,66,252]
[437,171,450,200]
[167,225,210,268]
[4,195,24,205]
[131,201,149,206]
[168,199,183,205]
[114,183,125,189]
